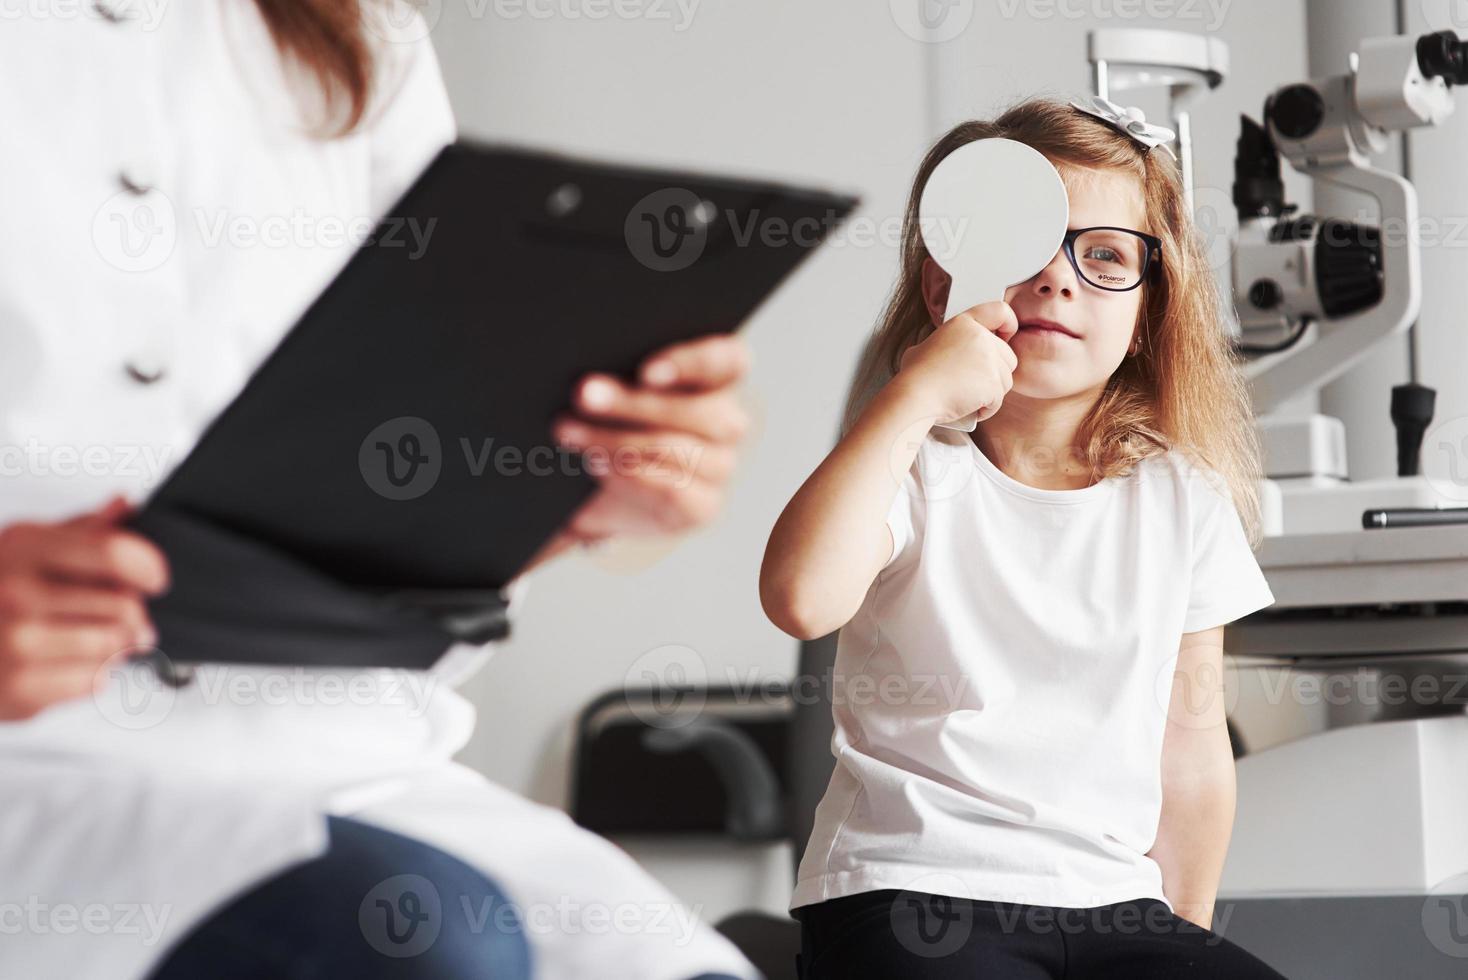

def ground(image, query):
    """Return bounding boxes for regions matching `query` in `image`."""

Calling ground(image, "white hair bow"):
[1069,96,1179,161]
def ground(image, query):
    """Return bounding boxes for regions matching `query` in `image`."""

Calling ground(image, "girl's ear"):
[920,257,951,327]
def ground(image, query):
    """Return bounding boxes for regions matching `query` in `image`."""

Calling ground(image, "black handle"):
[642,718,784,841]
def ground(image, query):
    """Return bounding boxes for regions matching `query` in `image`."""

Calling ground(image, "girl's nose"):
[1022,247,1077,299]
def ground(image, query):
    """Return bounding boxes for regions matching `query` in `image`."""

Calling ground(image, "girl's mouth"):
[1016,319,1080,339]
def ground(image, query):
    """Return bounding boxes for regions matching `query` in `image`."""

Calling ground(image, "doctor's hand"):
[538,334,750,559]
[0,496,169,721]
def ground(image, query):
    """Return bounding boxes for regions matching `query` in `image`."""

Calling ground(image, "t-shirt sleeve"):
[1183,472,1275,633]
[882,444,924,571]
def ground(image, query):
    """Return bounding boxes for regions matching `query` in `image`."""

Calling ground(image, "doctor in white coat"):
[0,2,761,978]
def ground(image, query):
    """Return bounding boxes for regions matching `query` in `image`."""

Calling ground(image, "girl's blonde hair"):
[844,95,1266,547]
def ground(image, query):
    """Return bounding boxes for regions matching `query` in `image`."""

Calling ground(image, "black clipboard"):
[125,141,858,669]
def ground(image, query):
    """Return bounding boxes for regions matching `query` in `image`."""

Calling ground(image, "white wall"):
[432,0,929,806]
[425,0,1312,921]
[430,0,931,923]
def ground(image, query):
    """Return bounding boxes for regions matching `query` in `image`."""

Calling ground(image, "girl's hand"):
[894,300,1019,424]
[0,496,169,720]
[546,334,750,547]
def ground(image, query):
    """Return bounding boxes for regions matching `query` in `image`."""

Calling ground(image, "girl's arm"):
[759,376,941,640]
[760,301,1018,641]
[1148,625,1236,930]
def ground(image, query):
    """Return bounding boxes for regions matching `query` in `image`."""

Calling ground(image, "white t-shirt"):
[790,428,1275,914]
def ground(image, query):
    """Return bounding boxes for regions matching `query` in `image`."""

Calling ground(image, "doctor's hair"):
[844,95,1265,548]
[253,0,374,134]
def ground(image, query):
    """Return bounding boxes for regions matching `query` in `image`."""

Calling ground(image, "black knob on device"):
[1248,279,1283,311]
[1417,30,1468,86]
[1268,84,1326,141]
[1315,220,1383,318]
[1391,382,1436,477]
[1233,115,1286,220]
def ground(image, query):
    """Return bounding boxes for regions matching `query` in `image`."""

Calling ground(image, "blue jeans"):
[147,816,751,980]
[148,816,530,978]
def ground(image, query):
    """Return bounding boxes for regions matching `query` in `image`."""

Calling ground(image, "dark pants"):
[795,888,1289,980]
[148,816,533,979]
[147,816,750,980]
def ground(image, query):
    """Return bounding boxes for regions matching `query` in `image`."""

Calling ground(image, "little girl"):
[760,96,1289,979]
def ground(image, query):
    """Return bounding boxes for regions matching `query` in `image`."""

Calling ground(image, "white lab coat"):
[0,4,758,979]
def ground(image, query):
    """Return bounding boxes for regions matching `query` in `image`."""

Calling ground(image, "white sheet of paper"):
[918,138,1069,431]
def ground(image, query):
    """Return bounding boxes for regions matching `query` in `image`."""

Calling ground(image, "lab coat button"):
[125,360,167,384]
[93,0,135,22]
[119,165,156,196]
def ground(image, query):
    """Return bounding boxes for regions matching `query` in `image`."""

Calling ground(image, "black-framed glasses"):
[1058,226,1162,292]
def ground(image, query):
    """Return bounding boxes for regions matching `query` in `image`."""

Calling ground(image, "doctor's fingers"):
[569,468,727,537]
[0,575,153,641]
[0,660,104,721]
[554,424,738,484]
[0,521,169,595]
[0,618,140,667]
[638,333,750,390]
[63,494,135,528]
[571,376,750,444]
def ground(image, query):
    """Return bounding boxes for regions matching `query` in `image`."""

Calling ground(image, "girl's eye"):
[1083,246,1122,264]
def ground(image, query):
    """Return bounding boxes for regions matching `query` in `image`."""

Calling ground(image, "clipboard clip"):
[130,647,197,688]
[378,588,514,646]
